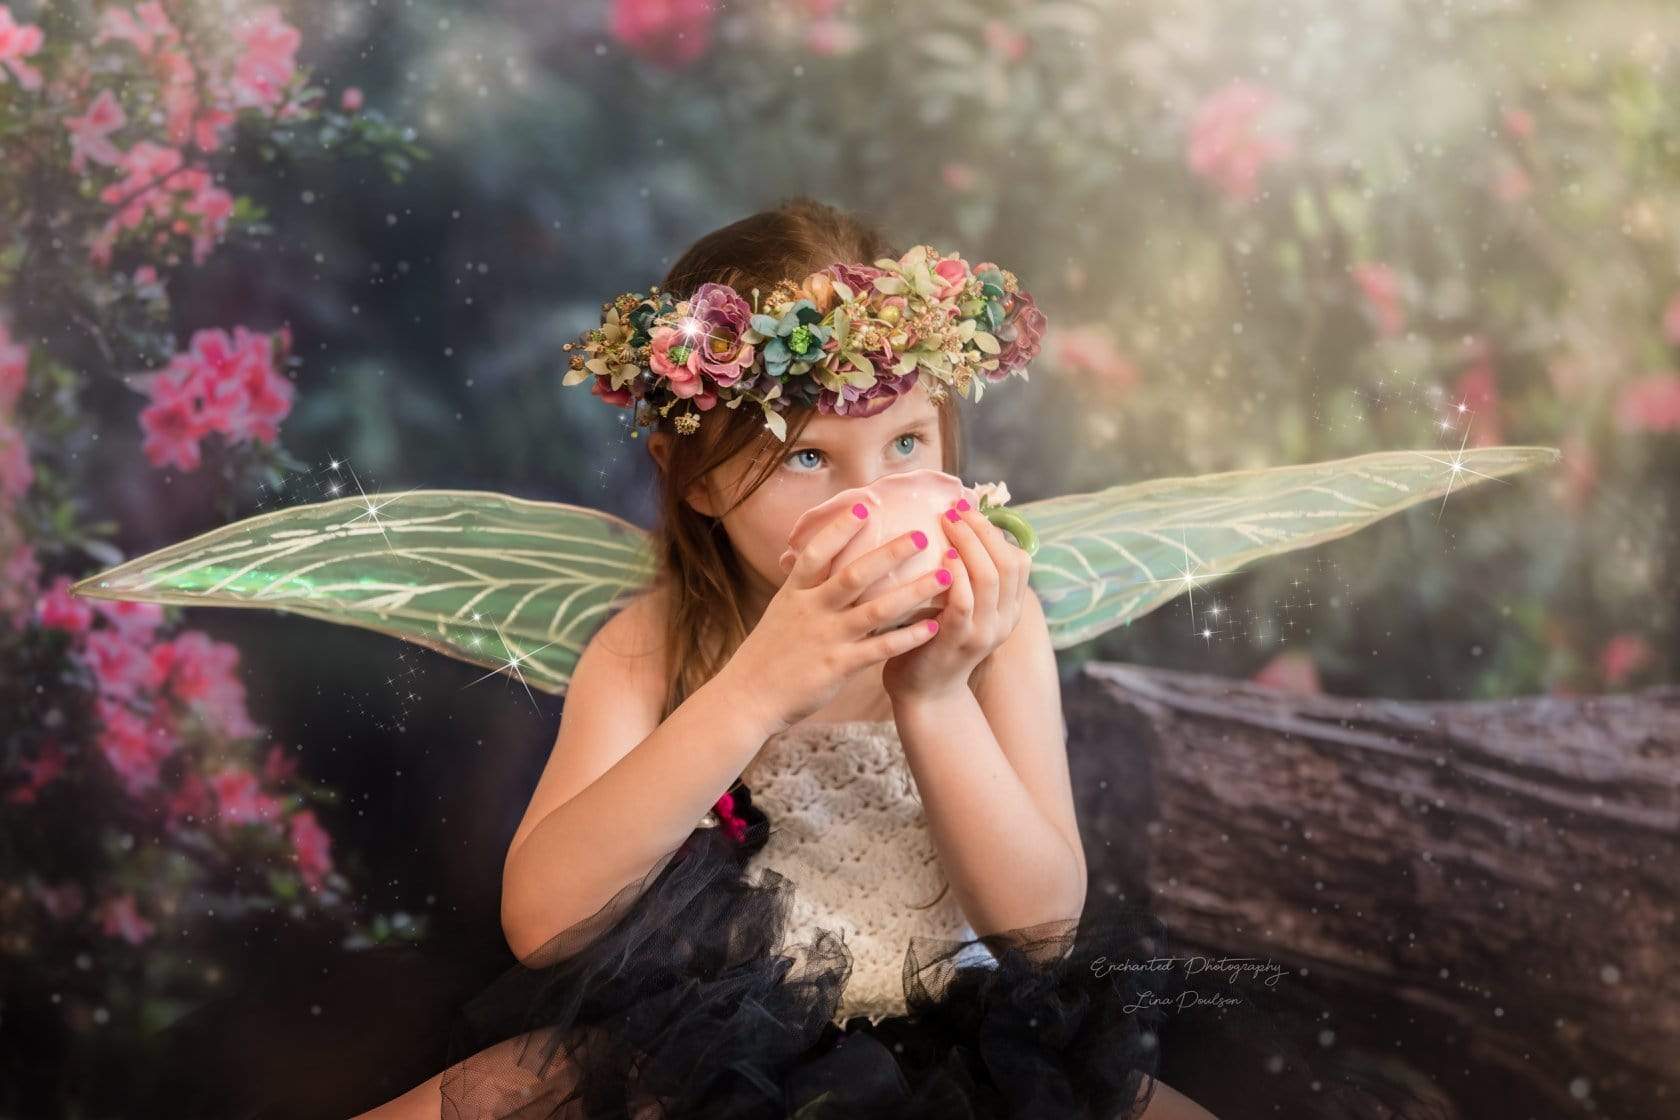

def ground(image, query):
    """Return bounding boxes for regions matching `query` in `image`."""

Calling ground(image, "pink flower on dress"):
[712,790,747,843]
[289,809,333,890]
[99,893,156,945]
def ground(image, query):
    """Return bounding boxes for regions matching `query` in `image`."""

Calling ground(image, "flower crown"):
[560,243,1048,441]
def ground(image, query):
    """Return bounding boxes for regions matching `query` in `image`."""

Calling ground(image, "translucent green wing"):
[1020,445,1562,649]
[70,489,658,697]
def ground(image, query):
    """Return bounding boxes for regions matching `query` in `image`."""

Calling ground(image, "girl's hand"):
[882,497,1032,705]
[723,500,950,736]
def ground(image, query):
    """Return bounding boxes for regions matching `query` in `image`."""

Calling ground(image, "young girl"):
[347,199,1443,1120]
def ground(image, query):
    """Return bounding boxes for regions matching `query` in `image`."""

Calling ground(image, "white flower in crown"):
[972,480,1012,510]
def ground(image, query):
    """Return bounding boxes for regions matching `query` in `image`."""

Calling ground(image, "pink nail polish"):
[945,547,958,559]
[925,619,939,635]
[955,498,970,511]
[936,567,952,585]
[911,530,928,549]
[944,508,959,522]
[852,502,869,519]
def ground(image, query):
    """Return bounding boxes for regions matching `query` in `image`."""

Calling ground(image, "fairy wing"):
[1019,445,1562,650]
[69,489,658,698]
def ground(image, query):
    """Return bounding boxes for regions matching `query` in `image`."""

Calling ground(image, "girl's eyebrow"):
[789,417,937,451]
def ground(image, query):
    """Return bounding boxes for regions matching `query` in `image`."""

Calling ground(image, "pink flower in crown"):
[685,282,756,388]
[649,324,704,396]
[931,255,971,302]
[712,790,747,843]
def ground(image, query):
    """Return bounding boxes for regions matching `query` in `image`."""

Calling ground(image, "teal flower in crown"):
[749,299,833,378]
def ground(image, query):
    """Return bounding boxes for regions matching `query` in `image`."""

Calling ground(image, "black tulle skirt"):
[140,819,1453,1119]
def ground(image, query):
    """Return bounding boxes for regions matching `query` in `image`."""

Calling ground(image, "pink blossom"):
[164,631,262,739]
[941,162,977,192]
[164,769,212,830]
[1599,633,1654,687]
[1251,649,1322,694]
[1613,373,1680,433]
[136,327,294,470]
[30,878,86,921]
[804,19,861,57]
[37,575,96,635]
[63,89,128,173]
[340,86,363,112]
[1351,262,1404,337]
[262,743,299,785]
[289,809,333,890]
[608,0,716,69]
[94,597,165,640]
[1452,339,1504,447]
[6,740,67,804]
[0,319,26,413]
[1501,107,1534,140]
[84,628,163,701]
[0,538,40,630]
[1492,161,1530,204]
[0,5,45,92]
[211,767,283,827]
[981,19,1029,63]
[0,414,31,503]
[1663,292,1680,346]
[1047,324,1140,394]
[228,6,300,112]
[1186,80,1295,202]
[95,696,177,796]
[99,893,155,944]
[95,2,178,56]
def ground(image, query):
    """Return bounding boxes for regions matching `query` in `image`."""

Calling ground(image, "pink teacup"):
[777,469,1038,633]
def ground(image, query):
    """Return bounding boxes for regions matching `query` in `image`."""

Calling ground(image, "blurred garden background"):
[1,0,1676,1114]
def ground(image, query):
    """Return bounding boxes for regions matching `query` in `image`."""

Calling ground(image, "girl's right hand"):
[723,500,950,735]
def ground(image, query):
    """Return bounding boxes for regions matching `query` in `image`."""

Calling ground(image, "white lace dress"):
[725,718,997,1028]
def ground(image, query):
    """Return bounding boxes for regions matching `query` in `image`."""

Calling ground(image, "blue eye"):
[785,448,824,471]
[893,433,921,456]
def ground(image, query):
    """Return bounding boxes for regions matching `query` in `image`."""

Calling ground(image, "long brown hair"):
[644,197,963,723]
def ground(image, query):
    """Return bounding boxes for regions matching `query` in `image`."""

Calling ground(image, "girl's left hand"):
[882,497,1032,704]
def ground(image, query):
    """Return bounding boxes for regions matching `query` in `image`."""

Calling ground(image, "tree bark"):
[1065,663,1679,1120]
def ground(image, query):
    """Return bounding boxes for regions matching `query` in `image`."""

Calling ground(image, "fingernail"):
[955,498,970,512]
[936,567,952,585]
[944,508,959,522]
[925,619,939,635]
[911,529,928,549]
[853,502,869,519]
[945,547,958,559]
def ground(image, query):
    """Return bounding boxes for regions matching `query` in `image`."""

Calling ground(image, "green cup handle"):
[982,506,1039,557]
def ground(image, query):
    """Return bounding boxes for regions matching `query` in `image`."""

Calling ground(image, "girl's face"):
[693,381,946,613]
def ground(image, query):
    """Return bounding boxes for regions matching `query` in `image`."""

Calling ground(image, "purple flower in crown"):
[826,260,887,295]
[818,368,920,417]
[685,282,757,388]
[989,287,1047,382]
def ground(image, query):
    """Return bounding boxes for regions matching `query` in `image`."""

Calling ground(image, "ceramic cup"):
[777,468,1039,633]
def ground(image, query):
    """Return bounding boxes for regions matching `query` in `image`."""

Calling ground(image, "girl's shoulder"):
[585,584,670,674]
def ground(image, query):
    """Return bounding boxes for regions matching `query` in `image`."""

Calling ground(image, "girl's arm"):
[891,591,1088,946]
[500,595,780,965]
